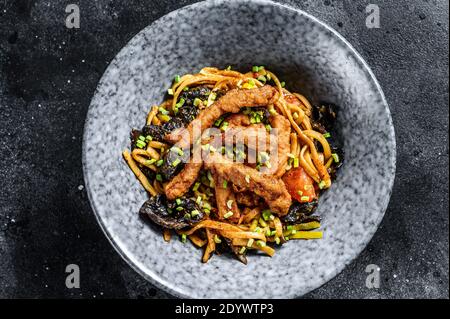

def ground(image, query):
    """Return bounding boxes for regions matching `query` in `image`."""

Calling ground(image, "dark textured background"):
[0,0,448,299]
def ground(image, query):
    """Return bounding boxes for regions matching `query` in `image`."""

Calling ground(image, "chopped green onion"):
[323,132,331,138]
[214,235,222,244]
[297,190,303,196]
[172,158,181,167]
[293,157,299,168]
[174,75,181,83]
[145,135,153,141]
[247,238,254,247]
[291,229,297,234]
[183,213,190,219]
[254,227,262,233]
[136,140,146,148]
[265,124,272,132]
[265,229,272,237]
[280,81,285,88]
[332,153,340,163]
[145,158,157,165]
[284,236,289,241]
[207,170,213,182]
[156,159,164,167]
[196,196,202,204]
[300,196,310,202]
[275,237,280,245]
[318,180,326,189]
[214,117,224,127]
[269,108,277,115]
[287,225,293,231]
[192,182,201,192]
[183,86,189,91]
[223,211,234,219]
[156,174,163,182]
[239,246,246,254]
[252,66,259,72]
[220,121,229,131]
[138,135,146,141]
[226,65,232,71]
[191,210,200,217]
[176,198,182,206]
[176,206,184,211]
[175,98,185,108]
[158,107,169,115]
[209,92,217,101]
[167,88,174,95]
[193,98,202,106]
[262,209,271,221]
[226,199,233,209]
[202,202,211,211]
[257,75,266,83]
[181,234,187,243]
[222,180,228,189]
[171,146,184,156]
[256,240,266,247]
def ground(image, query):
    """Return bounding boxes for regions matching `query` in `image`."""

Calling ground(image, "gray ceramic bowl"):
[83,0,396,298]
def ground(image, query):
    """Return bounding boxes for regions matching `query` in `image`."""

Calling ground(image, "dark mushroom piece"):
[139,195,204,230]
[281,200,321,225]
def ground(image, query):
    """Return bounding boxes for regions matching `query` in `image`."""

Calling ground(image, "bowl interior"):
[83,0,395,298]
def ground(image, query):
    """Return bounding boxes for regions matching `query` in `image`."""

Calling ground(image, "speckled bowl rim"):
[82,0,396,299]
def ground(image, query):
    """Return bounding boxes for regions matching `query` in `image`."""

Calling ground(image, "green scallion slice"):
[192,182,201,192]
[172,158,181,167]
[223,211,234,219]
[332,153,340,163]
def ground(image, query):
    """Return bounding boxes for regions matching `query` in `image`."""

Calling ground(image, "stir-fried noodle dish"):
[123,66,343,264]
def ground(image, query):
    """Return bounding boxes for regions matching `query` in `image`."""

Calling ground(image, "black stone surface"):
[0,0,448,299]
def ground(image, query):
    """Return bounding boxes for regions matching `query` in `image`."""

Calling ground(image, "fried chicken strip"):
[203,152,292,216]
[165,161,203,200]
[269,113,291,177]
[211,172,241,222]
[165,85,277,148]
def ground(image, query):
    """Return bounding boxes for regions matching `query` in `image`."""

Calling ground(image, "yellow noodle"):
[146,105,159,125]
[122,150,157,196]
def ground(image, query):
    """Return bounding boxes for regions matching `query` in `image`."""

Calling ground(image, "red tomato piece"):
[282,167,316,202]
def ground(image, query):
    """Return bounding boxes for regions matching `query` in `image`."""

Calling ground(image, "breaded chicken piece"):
[235,191,260,207]
[211,172,241,222]
[165,85,277,148]
[269,113,291,177]
[164,161,203,200]
[227,113,251,127]
[203,152,292,216]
